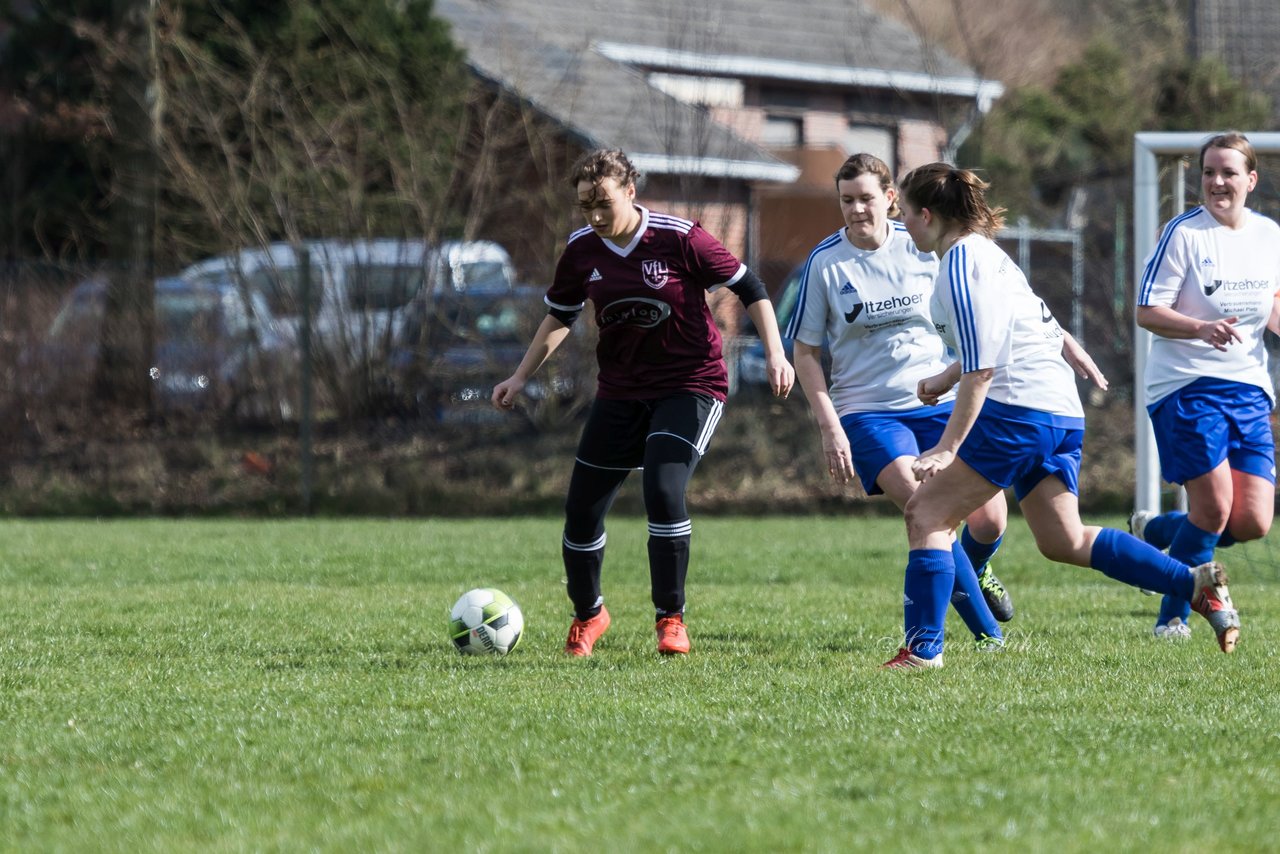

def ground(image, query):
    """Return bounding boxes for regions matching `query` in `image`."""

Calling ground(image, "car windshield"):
[157,291,227,340]
[416,295,528,348]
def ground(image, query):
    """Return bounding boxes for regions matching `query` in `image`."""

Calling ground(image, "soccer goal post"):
[1132,131,1280,513]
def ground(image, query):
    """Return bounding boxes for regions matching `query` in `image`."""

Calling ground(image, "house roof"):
[434,0,1003,181]
[436,0,799,182]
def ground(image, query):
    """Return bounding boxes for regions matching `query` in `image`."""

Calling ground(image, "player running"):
[1130,132,1280,640]
[492,148,794,657]
[883,162,1239,669]
[789,153,1107,651]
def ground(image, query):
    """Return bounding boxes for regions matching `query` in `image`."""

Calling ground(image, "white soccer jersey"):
[1138,206,1280,405]
[786,223,950,412]
[931,234,1083,418]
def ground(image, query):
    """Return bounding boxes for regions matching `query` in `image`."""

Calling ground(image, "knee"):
[643,477,687,522]
[1229,514,1271,543]
[904,494,946,543]
[1190,501,1231,533]
[1033,530,1086,566]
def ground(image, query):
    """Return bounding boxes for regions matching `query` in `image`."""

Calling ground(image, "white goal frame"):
[1132,132,1280,513]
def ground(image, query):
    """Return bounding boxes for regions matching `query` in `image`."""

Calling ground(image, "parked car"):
[182,239,516,335]
[181,240,425,350]
[180,239,520,416]
[24,276,295,422]
[389,286,587,427]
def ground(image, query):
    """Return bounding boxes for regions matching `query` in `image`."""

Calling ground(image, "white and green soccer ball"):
[449,588,524,655]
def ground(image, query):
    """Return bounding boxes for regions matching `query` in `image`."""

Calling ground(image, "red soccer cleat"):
[880,647,943,670]
[655,614,691,655]
[564,606,611,657]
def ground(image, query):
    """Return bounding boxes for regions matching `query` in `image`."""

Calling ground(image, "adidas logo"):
[839,282,855,294]
[588,268,603,282]
[1201,256,1214,267]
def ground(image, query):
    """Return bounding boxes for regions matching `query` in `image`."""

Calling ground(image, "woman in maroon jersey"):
[493,148,794,656]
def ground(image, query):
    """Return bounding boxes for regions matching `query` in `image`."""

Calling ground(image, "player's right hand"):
[1197,317,1242,351]
[491,376,525,410]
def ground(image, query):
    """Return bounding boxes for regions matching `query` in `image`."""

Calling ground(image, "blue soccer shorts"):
[840,404,953,496]
[957,400,1084,500]
[1147,376,1275,485]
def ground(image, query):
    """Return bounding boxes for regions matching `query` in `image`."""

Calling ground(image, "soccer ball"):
[449,588,524,655]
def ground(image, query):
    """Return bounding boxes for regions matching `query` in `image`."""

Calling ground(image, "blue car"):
[734,263,830,392]
[389,286,587,428]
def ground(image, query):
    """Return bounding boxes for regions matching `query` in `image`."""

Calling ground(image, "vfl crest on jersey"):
[641,259,670,289]
[599,296,671,329]
[843,283,865,324]
[1204,279,1223,296]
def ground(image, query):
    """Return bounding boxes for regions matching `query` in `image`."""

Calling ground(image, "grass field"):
[1,516,1277,852]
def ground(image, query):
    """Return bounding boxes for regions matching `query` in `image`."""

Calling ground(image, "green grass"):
[1,516,1278,852]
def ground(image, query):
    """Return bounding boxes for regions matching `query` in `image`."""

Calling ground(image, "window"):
[843,124,895,170]
[762,115,803,148]
[648,73,744,108]
[344,264,424,311]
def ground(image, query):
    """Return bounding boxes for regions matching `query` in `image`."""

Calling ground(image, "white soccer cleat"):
[1128,509,1157,542]
[1153,617,1192,640]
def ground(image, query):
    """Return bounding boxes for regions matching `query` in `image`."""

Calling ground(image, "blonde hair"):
[898,162,1006,238]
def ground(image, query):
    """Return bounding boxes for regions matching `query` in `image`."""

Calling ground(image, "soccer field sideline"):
[0,516,1275,851]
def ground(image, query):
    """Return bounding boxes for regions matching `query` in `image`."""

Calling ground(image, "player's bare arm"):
[1136,304,1242,351]
[1060,332,1108,391]
[745,298,795,399]
[913,368,993,481]
[794,341,854,483]
[916,361,961,406]
[492,314,573,410]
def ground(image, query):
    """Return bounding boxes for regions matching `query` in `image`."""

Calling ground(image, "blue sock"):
[1144,511,1236,550]
[1158,520,1221,627]
[904,549,955,659]
[950,541,1002,641]
[960,526,1003,575]
[1142,511,1185,550]
[1090,528,1194,600]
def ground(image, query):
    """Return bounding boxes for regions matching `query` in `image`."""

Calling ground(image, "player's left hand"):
[766,354,795,399]
[912,447,954,481]
[1061,335,1109,390]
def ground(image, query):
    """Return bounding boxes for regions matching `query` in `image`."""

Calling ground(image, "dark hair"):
[569,148,640,189]
[835,153,899,218]
[1199,131,1257,173]
[898,162,1005,238]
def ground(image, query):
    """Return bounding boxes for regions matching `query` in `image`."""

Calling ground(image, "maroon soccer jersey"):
[545,206,745,401]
